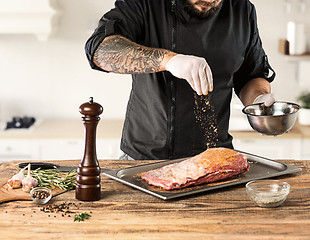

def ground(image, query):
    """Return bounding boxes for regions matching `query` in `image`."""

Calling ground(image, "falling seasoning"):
[193,93,219,148]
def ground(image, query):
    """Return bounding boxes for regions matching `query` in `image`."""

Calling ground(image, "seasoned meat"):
[141,147,249,190]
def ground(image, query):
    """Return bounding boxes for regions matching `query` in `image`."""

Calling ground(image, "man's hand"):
[166,54,213,95]
[253,93,275,107]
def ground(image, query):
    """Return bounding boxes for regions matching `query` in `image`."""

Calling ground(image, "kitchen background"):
[0,0,310,161]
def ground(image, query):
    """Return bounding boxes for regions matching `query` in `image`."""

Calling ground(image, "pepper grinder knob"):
[79,97,103,116]
[76,97,103,201]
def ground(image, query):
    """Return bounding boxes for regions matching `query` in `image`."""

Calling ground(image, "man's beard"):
[180,0,221,19]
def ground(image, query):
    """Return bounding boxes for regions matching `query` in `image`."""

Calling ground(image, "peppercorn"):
[39,202,91,222]
[31,190,50,200]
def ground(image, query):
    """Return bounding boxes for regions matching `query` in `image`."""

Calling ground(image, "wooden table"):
[0,159,309,239]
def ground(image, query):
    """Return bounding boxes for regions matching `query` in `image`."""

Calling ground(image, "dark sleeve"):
[233,4,275,96]
[84,0,145,72]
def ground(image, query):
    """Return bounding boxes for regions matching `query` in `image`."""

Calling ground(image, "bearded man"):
[85,0,276,160]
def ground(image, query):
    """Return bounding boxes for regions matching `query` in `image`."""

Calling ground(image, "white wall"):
[0,0,309,122]
[0,0,131,121]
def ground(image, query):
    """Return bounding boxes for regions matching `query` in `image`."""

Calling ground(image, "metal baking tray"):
[102,151,302,200]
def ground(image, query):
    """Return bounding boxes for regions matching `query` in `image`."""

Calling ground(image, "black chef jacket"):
[85,0,275,160]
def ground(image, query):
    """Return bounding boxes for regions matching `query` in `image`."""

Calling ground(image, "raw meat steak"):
[141,147,249,190]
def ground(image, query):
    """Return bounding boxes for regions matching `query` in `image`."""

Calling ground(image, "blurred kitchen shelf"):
[0,119,124,139]
[283,54,310,84]
[1,119,310,161]
[0,0,60,41]
[0,119,124,161]
[284,54,310,62]
[230,122,310,160]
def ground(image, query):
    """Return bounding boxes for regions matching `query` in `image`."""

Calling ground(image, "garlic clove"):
[22,184,32,193]
[7,179,22,189]
[7,165,27,188]
[10,165,26,181]
[21,164,38,192]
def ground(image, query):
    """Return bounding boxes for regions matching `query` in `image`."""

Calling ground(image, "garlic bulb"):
[7,166,27,189]
[22,164,38,192]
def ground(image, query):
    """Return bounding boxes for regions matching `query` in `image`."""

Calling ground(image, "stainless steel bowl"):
[242,101,300,136]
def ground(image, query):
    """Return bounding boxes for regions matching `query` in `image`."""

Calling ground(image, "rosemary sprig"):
[31,168,77,191]
[74,212,91,222]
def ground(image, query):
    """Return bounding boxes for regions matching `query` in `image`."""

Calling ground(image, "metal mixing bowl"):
[242,101,300,136]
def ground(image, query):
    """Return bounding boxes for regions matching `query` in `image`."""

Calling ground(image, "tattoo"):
[93,35,169,74]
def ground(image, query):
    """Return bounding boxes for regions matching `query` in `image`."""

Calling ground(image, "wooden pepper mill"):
[76,97,103,201]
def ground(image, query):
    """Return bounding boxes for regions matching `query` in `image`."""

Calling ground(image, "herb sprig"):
[31,168,77,191]
[74,212,91,222]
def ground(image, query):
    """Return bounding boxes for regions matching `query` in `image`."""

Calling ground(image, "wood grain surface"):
[0,159,309,240]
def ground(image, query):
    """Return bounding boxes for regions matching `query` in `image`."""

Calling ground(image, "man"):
[85,0,275,160]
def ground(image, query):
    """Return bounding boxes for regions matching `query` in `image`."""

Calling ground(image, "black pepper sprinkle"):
[31,190,50,200]
[41,202,80,216]
[39,202,92,222]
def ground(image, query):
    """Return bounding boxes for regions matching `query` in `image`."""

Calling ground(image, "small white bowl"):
[246,180,290,208]
[30,187,52,205]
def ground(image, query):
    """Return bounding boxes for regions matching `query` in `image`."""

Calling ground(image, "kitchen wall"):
[251,0,310,100]
[0,0,310,122]
[0,0,132,122]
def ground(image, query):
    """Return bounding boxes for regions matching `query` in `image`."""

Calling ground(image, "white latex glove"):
[253,93,276,107]
[166,54,213,95]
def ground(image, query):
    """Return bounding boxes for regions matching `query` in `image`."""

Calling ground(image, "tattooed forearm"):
[93,35,175,74]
